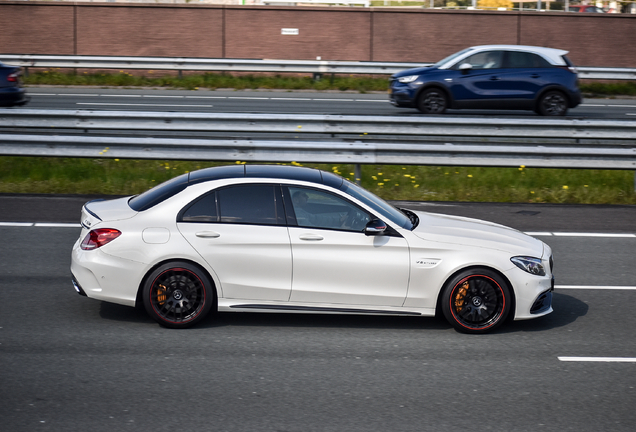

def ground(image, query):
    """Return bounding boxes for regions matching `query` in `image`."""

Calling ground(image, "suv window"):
[287,186,371,232]
[179,184,285,225]
[505,51,552,68]
[452,51,503,70]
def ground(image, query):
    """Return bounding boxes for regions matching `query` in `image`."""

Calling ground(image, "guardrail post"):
[355,164,362,185]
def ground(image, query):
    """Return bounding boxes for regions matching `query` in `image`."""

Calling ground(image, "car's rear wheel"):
[441,269,511,334]
[417,88,448,114]
[537,91,568,116]
[143,261,214,329]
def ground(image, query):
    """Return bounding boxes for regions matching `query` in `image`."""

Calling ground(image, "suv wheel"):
[417,88,448,114]
[537,91,568,116]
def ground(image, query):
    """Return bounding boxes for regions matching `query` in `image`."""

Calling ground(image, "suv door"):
[285,186,410,307]
[177,183,292,301]
[448,50,509,108]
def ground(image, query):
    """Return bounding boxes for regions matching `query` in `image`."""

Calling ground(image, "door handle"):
[195,231,221,238]
[299,234,324,241]
[530,74,540,78]
[489,76,500,81]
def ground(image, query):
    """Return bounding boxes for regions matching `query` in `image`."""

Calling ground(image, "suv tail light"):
[557,65,578,74]
[81,228,121,250]
[7,71,21,83]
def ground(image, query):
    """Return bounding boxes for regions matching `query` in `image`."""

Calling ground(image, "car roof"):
[188,164,343,188]
[464,45,570,65]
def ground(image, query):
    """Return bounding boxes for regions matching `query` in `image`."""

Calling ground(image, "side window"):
[453,51,503,70]
[180,191,218,222]
[505,51,551,68]
[287,186,371,232]
[218,184,284,225]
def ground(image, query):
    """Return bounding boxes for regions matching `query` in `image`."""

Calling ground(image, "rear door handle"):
[196,231,221,238]
[530,74,540,78]
[299,234,324,241]
[489,76,500,81]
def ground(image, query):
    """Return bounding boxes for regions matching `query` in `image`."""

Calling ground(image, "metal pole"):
[355,164,362,185]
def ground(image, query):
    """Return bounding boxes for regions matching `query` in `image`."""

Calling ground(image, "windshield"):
[434,48,473,68]
[341,181,413,230]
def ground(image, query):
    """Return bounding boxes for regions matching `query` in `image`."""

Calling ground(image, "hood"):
[411,211,545,257]
[391,65,436,78]
[81,196,137,229]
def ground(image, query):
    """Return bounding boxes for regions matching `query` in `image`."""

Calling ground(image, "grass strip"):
[24,70,636,96]
[1,157,634,204]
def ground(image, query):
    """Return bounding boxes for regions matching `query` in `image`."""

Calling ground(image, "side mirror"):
[459,63,472,74]
[365,219,387,236]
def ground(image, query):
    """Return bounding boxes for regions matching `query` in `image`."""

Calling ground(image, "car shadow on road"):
[96,292,587,334]
[500,292,588,333]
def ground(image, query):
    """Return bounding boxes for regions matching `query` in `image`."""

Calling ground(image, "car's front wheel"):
[537,91,568,116]
[441,269,511,334]
[417,88,448,114]
[142,261,214,329]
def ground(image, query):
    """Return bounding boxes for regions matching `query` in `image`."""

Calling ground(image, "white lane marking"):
[34,222,81,228]
[553,232,635,238]
[101,94,142,98]
[270,97,313,101]
[355,99,389,103]
[558,357,636,362]
[556,285,636,290]
[76,103,213,107]
[526,232,636,238]
[0,222,34,227]
[142,95,184,98]
[580,104,607,107]
[185,96,227,99]
[228,97,269,100]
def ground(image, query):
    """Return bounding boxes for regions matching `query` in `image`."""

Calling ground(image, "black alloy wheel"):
[417,88,448,114]
[441,269,511,334]
[143,261,214,329]
[537,91,568,116]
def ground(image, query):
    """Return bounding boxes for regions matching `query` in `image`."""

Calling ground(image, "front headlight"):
[397,75,419,83]
[511,256,546,276]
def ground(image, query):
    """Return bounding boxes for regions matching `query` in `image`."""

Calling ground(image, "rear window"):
[128,173,189,212]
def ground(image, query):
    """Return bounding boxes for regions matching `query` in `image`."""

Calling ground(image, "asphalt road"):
[1,195,635,431]
[20,87,636,119]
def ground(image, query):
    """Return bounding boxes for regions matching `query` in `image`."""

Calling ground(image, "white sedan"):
[71,164,554,334]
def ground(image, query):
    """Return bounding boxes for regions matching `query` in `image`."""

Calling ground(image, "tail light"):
[7,70,21,83]
[81,228,121,250]
[557,65,578,74]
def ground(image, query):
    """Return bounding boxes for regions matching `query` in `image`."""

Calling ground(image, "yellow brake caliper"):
[156,284,167,305]
[454,281,469,313]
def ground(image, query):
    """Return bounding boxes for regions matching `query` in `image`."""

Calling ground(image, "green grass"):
[1,157,634,204]
[24,69,635,96]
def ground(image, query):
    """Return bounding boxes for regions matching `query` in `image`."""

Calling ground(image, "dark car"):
[389,45,581,116]
[0,62,28,107]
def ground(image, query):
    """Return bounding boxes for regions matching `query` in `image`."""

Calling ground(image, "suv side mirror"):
[365,219,387,236]
[459,63,472,74]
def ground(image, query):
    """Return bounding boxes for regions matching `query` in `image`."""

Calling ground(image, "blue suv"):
[389,45,581,116]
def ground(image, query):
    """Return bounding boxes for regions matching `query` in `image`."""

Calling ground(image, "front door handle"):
[196,231,221,238]
[489,76,500,81]
[299,234,324,241]
[530,74,540,78]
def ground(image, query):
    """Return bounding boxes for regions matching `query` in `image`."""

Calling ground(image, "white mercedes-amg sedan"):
[71,164,554,334]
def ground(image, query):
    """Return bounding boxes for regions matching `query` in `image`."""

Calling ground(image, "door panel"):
[178,223,292,301]
[288,228,410,306]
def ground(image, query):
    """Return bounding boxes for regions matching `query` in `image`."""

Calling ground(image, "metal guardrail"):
[0,110,634,170]
[1,54,635,80]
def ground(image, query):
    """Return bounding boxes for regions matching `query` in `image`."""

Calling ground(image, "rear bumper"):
[0,87,28,107]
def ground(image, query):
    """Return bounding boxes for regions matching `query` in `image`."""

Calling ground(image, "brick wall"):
[2,2,634,68]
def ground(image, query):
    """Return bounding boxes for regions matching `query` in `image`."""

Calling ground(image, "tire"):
[537,91,568,116]
[441,269,511,334]
[142,261,214,329]
[417,88,448,114]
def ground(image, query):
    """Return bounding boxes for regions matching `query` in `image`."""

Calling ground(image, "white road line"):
[525,232,635,237]
[228,97,269,100]
[580,104,607,107]
[553,232,635,238]
[558,357,636,362]
[76,103,213,107]
[0,222,34,227]
[101,94,142,98]
[34,222,81,228]
[185,96,227,99]
[270,97,313,101]
[142,95,184,98]
[556,285,636,290]
[355,99,388,103]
